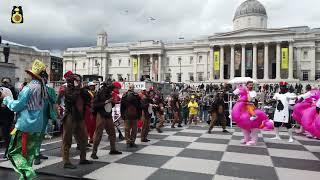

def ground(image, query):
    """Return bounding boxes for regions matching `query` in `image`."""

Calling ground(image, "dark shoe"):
[86,144,92,147]
[222,130,229,133]
[39,154,48,160]
[207,131,212,134]
[79,160,93,165]
[171,125,175,128]
[34,157,41,165]
[91,154,98,159]
[141,139,150,142]
[64,163,77,169]
[109,150,122,155]
[178,124,183,128]
[130,143,138,148]
[156,128,163,133]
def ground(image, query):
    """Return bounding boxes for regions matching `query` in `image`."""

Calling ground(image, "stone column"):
[220,46,224,80]
[310,47,316,81]
[158,54,162,82]
[296,47,302,80]
[230,45,235,79]
[209,48,214,80]
[150,54,153,80]
[252,43,257,79]
[288,42,294,80]
[276,42,281,79]
[241,44,246,77]
[137,54,141,81]
[264,43,269,80]
[194,53,198,81]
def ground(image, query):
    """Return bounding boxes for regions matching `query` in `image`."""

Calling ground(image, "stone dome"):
[234,0,267,20]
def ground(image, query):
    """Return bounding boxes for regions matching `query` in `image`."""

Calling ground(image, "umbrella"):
[228,77,257,84]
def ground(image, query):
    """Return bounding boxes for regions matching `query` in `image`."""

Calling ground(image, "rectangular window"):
[197,72,204,81]
[303,71,309,81]
[165,73,171,81]
[95,59,98,66]
[166,57,170,66]
[316,71,320,80]
[303,51,308,59]
[190,56,194,64]
[118,59,122,66]
[128,59,131,66]
[177,73,182,82]
[189,73,194,81]
[198,56,202,63]
[117,74,123,81]
[83,62,86,68]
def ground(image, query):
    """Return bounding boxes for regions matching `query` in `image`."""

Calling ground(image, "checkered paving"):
[1,124,320,180]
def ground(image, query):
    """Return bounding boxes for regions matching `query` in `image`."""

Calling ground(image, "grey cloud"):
[0,0,319,51]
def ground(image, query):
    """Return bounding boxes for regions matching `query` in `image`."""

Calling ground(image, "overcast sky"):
[0,0,319,52]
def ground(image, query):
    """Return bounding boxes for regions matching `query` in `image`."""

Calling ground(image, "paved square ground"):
[1,124,320,180]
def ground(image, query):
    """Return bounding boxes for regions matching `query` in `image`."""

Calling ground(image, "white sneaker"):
[288,138,294,143]
[270,136,282,140]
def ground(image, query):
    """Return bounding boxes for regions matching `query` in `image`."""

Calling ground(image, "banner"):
[245,50,253,69]
[257,49,264,69]
[214,51,220,71]
[281,48,288,69]
[235,50,241,70]
[132,58,138,75]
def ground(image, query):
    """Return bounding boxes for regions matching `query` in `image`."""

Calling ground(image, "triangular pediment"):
[209,28,294,39]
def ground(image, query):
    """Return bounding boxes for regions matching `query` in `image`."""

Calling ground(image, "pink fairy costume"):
[232,86,272,145]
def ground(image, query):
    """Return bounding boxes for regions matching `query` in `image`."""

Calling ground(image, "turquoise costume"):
[3,80,45,180]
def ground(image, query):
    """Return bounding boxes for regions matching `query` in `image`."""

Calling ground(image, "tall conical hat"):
[25,59,46,80]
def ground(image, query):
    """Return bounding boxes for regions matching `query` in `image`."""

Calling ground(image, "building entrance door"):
[272,63,276,79]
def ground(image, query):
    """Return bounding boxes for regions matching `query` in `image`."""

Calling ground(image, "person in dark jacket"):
[120,84,142,148]
[90,81,122,159]
[140,88,156,142]
[208,92,228,134]
[62,73,92,169]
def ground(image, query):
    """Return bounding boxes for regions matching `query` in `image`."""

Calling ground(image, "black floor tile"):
[196,138,230,144]
[226,145,269,155]
[153,140,191,148]
[116,153,171,168]
[177,148,224,161]
[271,156,320,171]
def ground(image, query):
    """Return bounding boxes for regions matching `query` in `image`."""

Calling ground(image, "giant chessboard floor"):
[1,124,320,180]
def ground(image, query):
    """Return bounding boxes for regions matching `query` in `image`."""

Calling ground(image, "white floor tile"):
[84,163,158,180]
[304,145,320,153]
[164,135,199,142]
[213,175,255,180]
[187,142,227,152]
[276,167,320,180]
[201,134,233,140]
[136,145,184,156]
[162,157,219,175]
[268,148,318,160]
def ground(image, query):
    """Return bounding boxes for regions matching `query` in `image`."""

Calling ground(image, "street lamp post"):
[178,58,182,82]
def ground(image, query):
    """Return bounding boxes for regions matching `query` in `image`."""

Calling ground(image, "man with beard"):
[90,81,122,159]
[121,84,142,148]
[62,73,92,169]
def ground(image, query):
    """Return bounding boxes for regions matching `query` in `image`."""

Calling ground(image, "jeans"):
[202,110,209,122]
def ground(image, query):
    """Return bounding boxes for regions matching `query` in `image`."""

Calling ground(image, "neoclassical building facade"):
[63,0,320,83]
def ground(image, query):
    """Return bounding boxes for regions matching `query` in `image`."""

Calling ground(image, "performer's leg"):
[7,132,37,180]
[2,123,12,157]
[220,113,227,132]
[285,122,294,143]
[247,128,259,145]
[271,122,282,140]
[105,117,121,154]
[74,120,90,164]
[141,117,151,142]
[124,120,131,145]
[130,120,138,147]
[208,112,217,133]
[141,112,148,141]
[241,129,250,144]
[156,113,164,133]
[62,115,73,167]
[91,113,104,158]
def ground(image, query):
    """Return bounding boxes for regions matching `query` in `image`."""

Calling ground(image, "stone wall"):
[0,62,17,84]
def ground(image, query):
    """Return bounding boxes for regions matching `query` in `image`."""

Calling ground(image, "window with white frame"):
[128,58,131,66]
[303,71,309,81]
[83,62,86,68]
[165,73,171,81]
[189,72,194,81]
[303,51,308,59]
[316,71,320,80]
[109,59,112,66]
[190,56,194,64]
[198,56,202,63]
[197,72,204,81]
[118,59,122,66]
[95,59,99,66]
[166,57,170,66]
